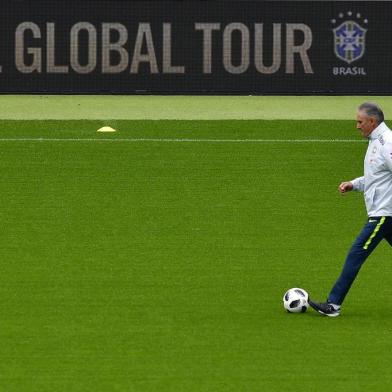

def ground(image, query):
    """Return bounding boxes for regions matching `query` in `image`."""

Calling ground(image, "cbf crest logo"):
[331,12,368,75]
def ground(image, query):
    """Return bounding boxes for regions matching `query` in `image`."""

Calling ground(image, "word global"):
[13,21,313,75]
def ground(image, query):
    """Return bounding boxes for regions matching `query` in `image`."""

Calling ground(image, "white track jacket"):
[351,122,392,217]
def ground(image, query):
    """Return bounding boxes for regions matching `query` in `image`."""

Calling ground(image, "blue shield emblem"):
[333,20,367,64]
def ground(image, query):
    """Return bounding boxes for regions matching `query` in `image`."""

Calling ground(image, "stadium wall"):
[0,1,387,94]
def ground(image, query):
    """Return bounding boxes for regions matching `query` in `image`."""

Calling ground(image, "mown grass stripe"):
[0,138,366,143]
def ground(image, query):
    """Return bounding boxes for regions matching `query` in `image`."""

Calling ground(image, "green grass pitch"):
[1,97,392,391]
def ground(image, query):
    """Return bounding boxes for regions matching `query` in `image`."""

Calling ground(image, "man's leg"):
[328,217,389,306]
[383,223,392,246]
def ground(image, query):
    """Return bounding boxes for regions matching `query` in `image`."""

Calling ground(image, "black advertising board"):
[0,1,388,93]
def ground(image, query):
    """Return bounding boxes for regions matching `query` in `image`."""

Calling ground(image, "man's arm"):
[350,177,365,192]
[339,177,364,194]
[382,142,392,172]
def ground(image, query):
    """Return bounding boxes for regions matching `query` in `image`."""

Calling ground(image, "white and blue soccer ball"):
[283,288,309,313]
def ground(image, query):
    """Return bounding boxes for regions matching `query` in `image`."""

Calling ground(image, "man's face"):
[356,110,378,138]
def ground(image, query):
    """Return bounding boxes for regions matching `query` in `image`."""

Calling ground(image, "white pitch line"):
[0,138,365,143]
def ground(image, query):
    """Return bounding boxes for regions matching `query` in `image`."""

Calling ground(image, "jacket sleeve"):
[351,176,365,192]
[382,142,392,172]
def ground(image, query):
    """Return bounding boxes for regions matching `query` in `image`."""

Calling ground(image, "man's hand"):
[339,181,354,194]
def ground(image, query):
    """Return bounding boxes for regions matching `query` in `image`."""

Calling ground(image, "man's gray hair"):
[358,102,384,124]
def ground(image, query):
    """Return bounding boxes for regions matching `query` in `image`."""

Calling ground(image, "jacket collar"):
[369,122,388,141]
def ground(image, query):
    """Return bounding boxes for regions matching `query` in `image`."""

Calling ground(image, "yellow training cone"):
[97,126,117,133]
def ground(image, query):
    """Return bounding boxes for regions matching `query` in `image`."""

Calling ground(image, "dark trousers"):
[328,216,392,305]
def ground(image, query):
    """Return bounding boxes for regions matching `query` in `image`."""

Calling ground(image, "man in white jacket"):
[310,102,392,317]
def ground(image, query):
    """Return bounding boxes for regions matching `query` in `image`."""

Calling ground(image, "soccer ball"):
[283,288,309,313]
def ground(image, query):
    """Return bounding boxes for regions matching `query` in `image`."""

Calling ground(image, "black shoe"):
[309,299,340,317]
